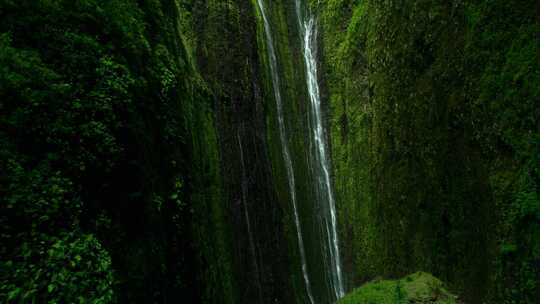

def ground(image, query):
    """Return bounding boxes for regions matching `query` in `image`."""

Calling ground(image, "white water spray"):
[295,2,345,300]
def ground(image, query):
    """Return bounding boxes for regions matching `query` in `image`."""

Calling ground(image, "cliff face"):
[1,0,335,303]
[181,1,297,303]
[1,0,538,303]
[193,1,344,302]
[317,0,539,303]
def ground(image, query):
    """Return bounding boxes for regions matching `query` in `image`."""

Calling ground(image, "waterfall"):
[255,1,315,303]
[295,1,345,300]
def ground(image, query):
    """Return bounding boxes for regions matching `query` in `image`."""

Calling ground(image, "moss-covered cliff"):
[318,0,539,302]
[1,0,538,303]
[0,0,342,303]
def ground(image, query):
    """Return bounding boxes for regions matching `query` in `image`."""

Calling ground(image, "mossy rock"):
[338,272,459,304]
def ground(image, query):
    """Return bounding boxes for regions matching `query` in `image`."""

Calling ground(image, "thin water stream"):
[255,1,315,303]
[237,127,264,302]
[294,2,345,300]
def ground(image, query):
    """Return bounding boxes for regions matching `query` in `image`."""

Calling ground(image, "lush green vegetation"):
[338,272,457,304]
[0,0,231,302]
[319,0,539,302]
[1,0,538,303]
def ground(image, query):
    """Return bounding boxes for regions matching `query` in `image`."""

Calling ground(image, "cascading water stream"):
[255,1,315,303]
[294,2,345,300]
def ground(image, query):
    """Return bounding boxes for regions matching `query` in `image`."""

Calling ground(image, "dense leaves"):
[1,0,537,303]
[0,0,213,302]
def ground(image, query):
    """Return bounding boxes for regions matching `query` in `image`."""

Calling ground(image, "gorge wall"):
[1,0,538,304]
[318,0,539,303]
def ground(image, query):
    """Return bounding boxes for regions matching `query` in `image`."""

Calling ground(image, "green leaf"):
[8,287,22,300]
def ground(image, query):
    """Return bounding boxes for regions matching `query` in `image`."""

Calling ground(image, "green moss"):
[339,272,457,304]
[318,0,539,302]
